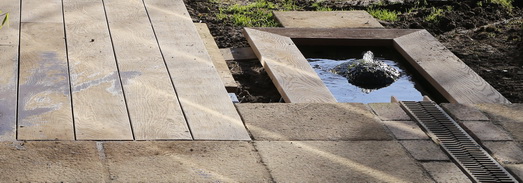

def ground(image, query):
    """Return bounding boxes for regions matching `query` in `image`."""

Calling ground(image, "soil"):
[184,0,523,103]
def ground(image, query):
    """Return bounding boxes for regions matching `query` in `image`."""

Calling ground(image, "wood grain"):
[195,23,238,92]
[393,30,510,104]
[273,11,384,28]
[220,47,257,61]
[0,0,20,45]
[253,28,418,40]
[103,0,191,140]
[244,28,337,103]
[18,22,74,140]
[144,0,250,140]
[0,46,18,141]
[21,0,63,23]
[63,0,133,140]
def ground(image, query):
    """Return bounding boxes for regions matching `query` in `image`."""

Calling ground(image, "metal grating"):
[399,101,518,183]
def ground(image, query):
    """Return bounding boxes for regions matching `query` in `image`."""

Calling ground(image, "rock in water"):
[331,51,400,89]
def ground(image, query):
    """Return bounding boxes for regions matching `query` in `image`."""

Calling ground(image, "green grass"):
[0,11,8,30]
[489,0,514,10]
[424,7,444,22]
[215,0,306,27]
[311,1,332,11]
[367,8,399,22]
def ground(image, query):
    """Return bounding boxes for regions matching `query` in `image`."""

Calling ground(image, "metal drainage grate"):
[399,101,518,183]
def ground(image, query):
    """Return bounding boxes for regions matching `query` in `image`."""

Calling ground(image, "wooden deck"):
[0,0,250,141]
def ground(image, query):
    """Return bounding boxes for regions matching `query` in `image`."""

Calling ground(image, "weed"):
[367,8,399,22]
[0,11,8,29]
[487,0,514,10]
[424,7,444,22]
[217,0,278,27]
[311,1,332,11]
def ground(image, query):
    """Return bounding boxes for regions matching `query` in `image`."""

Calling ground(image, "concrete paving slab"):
[382,121,429,140]
[236,103,392,141]
[461,121,512,141]
[475,104,523,141]
[399,140,449,161]
[369,103,412,121]
[482,141,523,164]
[441,103,489,121]
[255,141,434,182]
[103,141,271,182]
[421,162,472,183]
[0,141,104,182]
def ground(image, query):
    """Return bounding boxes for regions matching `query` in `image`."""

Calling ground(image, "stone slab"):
[421,162,472,183]
[236,103,392,141]
[382,121,429,140]
[441,103,489,121]
[0,141,104,182]
[103,141,271,182]
[461,121,512,141]
[482,141,523,164]
[369,103,412,121]
[255,141,434,182]
[273,11,384,28]
[475,104,523,141]
[400,140,449,161]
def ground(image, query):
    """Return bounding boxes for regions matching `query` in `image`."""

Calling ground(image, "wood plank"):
[273,11,384,28]
[244,28,337,103]
[393,30,510,104]
[0,0,20,141]
[63,0,133,140]
[18,22,74,140]
[195,23,238,92]
[254,28,418,40]
[144,0,250,140]
[220,47,257,61]
[21,0,63,23]
[0,46,18,141]
[0,0,20,45]
[103,0,191,140]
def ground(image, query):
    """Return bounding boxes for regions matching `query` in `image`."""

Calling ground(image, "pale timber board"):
[0,46,18,141]
[253,28,418,40]
[144,0,250,140]
[18,22,74,140]
[103,0,191,140]
[244,28,337,103]
[21,0,62,23]
[393,30,510,104]
[0,0,20,45]
[63,0,133,140]
[273,11,384,28]
[195,23,238,92]
[220,47,257,61]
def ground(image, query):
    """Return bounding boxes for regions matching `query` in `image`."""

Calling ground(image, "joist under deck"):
[0,0,250,141]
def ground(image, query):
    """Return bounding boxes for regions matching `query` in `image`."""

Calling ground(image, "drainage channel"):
[399,101,518,183]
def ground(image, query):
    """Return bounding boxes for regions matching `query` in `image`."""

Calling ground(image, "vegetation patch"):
[216,0,300,27]
[367,8,399,22]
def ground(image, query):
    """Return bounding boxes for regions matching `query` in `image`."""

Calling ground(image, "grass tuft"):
[367,8,399,22]
[0,11,8,29]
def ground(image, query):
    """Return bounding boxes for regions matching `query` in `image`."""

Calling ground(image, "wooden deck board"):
[220,47,257,61]
[0,0,20,141]
[18,22,74,140]
[195,23,238,92]
[273,11,384,28]
[63,0,133,140]
[393,30,510,104]
[144,0,250,140]
[244,28,337,103]
[103,0,191,140]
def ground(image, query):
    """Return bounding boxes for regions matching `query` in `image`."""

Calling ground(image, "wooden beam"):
[273,11,384,28]
[0,0,20,141]
[220,47,257,61]
[18,0,74,140]
[103,0,191,140]
[144,0,250,140]
[64,0,134,140]
[393,30,510,104]
[195,23,238,92]
[244,28,337,103]
[253,28,419,40]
